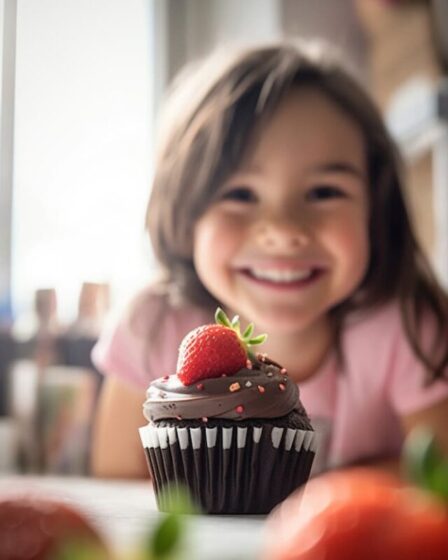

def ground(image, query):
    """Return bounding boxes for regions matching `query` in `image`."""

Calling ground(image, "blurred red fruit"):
[264,468,448,560]
[0,494,108,560]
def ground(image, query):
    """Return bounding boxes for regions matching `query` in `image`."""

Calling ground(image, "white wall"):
[199,0,280,49]
[165,0,281,82]
[282,0,367,79]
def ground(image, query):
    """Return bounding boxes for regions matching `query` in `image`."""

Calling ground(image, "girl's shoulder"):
[92,284,212,388]
[344,299,444,344]
[340,300,431,378]
[340,302,448,415]
[125,283,212,340]
[343,301,403,340]
[338,301,409,368]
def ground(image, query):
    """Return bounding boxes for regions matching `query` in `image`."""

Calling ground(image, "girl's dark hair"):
[146,41,448,382]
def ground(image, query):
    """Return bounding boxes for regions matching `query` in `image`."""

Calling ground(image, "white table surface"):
[0,476,265,559]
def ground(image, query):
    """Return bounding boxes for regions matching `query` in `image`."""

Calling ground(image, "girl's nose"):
[255,214,310,250]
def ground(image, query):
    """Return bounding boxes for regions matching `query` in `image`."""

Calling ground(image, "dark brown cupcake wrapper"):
[139,424,315,514]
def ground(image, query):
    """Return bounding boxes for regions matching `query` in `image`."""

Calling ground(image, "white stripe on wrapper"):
[237,427,248,448]
[222,427,233,450]
[168,427,177,445]
[138,425,152,448]
[284,428,296,451]
[271,427,283,449]
[177,427,189,450]
[205,427,218,448]
[294,430,306,451]
[158,427,168,449]
[253,427,262,444]
[190,427,202,450]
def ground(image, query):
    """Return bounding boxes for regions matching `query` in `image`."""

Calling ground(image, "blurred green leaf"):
[141,484,200,560]
[158,484,200,515]
[51,539,107,560]
[150,513,183,559]
[402,427,448,500]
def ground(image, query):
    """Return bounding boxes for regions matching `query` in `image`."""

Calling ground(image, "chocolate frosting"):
[143,358,299,422]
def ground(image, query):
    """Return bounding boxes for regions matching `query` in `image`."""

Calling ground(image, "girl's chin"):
[239,308,324,335]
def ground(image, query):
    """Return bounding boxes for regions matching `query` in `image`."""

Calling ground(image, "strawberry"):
[264,429,448,560]
[176,308,267,386]
[0,495,108,560]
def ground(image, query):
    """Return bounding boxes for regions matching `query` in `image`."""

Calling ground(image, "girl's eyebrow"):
[311,162,366,180]
[233,161,366,180]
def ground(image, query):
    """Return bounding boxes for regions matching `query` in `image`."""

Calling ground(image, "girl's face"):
[193,87,369,335]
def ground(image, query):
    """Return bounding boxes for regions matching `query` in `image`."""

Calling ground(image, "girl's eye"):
[306,185,346,201]
[220,186,256,203]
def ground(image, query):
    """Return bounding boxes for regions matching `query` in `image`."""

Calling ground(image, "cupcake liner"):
[140,423,316,514]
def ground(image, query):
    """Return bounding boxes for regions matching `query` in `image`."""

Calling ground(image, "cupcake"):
[139,308,316,514]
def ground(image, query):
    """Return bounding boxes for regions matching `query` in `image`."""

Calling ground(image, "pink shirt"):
[92,287,448,472]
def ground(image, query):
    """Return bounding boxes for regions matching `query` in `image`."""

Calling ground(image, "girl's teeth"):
[250,269,313,283]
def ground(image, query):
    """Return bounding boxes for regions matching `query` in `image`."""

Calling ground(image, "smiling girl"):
[91,42,448,478]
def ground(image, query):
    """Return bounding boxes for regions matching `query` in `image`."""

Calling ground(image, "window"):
[12,0,155,324]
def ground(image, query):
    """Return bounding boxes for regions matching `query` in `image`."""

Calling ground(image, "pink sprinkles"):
[235,405,244,414]
[279,383,286,391]
[257,385,265,394]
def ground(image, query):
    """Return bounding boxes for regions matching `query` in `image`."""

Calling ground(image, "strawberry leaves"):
[214,307,267,361]
[242,323,254,339]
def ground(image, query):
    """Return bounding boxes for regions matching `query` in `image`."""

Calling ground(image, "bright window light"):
[12,0,155,325]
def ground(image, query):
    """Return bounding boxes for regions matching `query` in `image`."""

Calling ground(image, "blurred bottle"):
[37,365,97,474]
[69,282,110,339]
[9,359,39,472]
[59,282,110,383]
[32,288,62,371]
[8,288,62,472]
[54,283,110,473]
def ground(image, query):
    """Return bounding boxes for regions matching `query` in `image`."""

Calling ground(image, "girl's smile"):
[234,260,327,290]
[193,86,369,336]
[237,266,323,290]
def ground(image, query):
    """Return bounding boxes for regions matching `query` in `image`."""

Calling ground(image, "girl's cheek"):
[205,211,249,239]
[194,211,242,255]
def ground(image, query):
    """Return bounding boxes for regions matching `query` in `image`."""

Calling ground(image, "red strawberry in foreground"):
[0,494,108,560]
[263,429,448,560]
[177,308,267,386]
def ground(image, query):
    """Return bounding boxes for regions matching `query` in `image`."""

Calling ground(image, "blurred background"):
[0,0,447,475]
